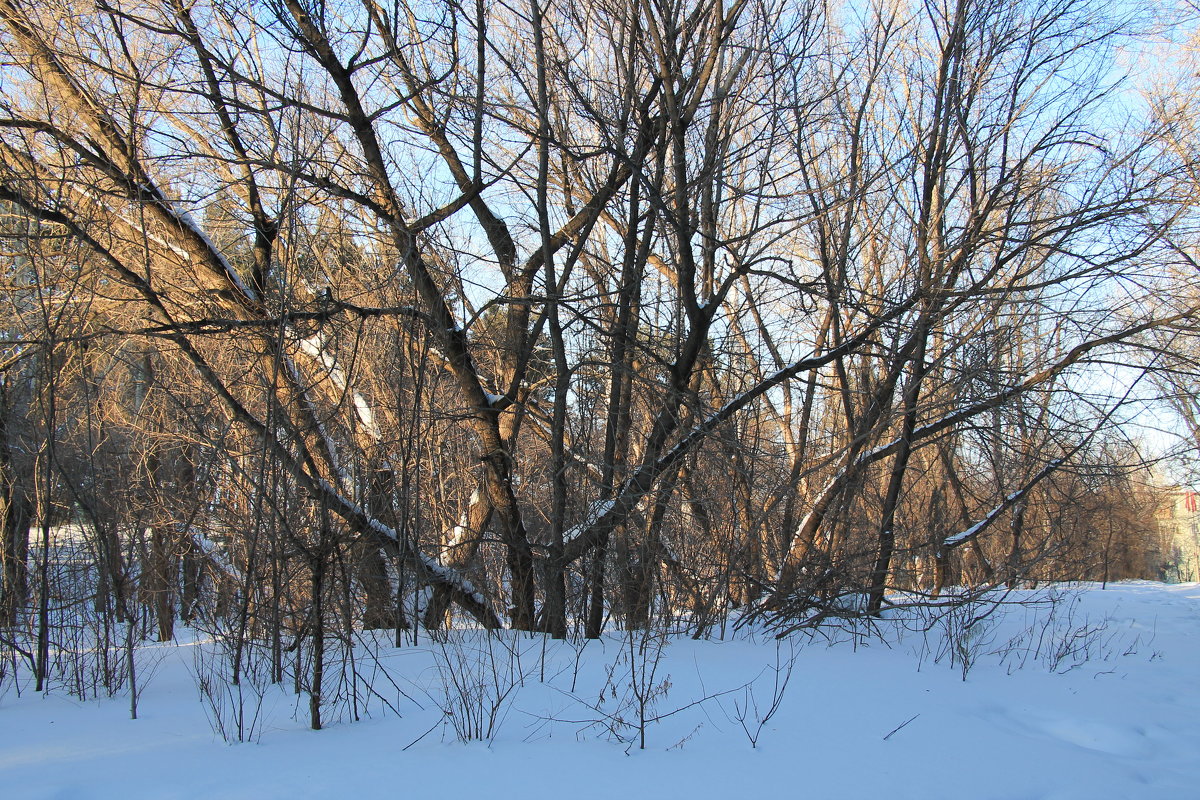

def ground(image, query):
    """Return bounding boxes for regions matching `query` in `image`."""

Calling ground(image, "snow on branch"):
[560,497,618,546]
[298,332,382,442]
[313,478,500,628]
[173,206,259,303]
[942,459,1064,549]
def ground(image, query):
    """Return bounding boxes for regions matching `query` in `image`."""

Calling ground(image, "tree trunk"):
[0,483,31,626]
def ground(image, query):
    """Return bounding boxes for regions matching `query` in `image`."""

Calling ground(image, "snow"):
[561,497,617,545]
[443,489,484,554]
[2,582,1198,799]
[284,356,348,491]
[187,529,241,583]
[311,476,490,608]
[943,514,995,548]
[173,208,259,304]
[297,334,382,441]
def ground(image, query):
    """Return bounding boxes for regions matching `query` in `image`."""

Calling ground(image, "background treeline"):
[0,0,1193,722]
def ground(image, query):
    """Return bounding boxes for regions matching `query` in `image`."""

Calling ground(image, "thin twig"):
[882,713,920,741]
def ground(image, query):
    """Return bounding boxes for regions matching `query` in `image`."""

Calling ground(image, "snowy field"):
[1,581,1196,799]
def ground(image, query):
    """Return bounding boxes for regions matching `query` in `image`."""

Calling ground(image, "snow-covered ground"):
[1,582,1197,799]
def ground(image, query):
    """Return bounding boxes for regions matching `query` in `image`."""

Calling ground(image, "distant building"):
[1157,490,1200,582]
